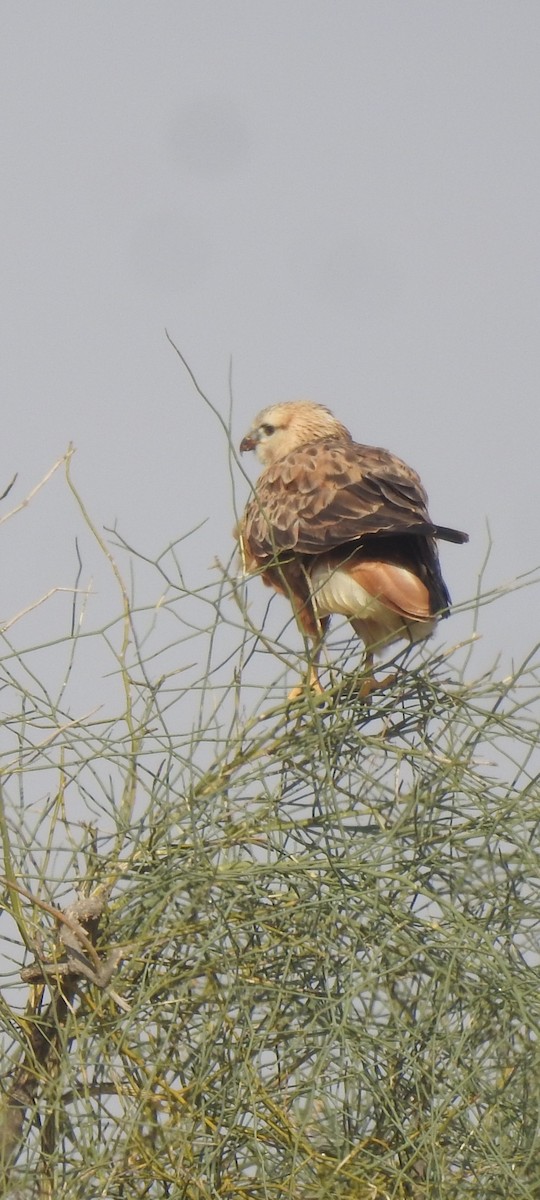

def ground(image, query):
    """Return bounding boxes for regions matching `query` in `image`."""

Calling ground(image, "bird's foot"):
[355,671,397,699]
[287,671,326,703]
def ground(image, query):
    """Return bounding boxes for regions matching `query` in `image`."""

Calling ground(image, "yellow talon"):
[287,666,326,702]
[356,670,397,698]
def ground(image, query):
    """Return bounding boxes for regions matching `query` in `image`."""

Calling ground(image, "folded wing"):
[242,438,468,560]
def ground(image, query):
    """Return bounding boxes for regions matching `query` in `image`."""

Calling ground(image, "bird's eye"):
[260,423,275,437]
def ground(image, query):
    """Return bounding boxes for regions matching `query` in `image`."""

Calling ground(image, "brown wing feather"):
[241,437,466,560]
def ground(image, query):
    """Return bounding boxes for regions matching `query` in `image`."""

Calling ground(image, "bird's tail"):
[431,525,469,544]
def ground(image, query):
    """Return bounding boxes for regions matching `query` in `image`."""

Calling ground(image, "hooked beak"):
[240,432,257,454]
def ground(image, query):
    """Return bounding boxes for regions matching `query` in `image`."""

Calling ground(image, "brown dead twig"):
[0,882,126,1187]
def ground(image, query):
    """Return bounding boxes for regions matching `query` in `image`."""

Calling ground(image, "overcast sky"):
[1,1,539,709]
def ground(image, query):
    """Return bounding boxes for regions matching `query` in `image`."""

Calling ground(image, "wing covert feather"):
[242,438,438,559]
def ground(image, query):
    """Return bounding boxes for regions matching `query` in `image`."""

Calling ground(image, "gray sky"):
[1,1,539,697]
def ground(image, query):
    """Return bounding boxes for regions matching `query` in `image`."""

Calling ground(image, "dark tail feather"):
[396,523,469,544]
[432,525,469,544]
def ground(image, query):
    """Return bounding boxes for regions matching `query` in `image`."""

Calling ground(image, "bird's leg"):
[356,650,377,698]
[355,650,397,698]
[287,639,325,701]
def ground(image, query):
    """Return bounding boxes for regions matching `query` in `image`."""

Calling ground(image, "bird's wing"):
[241,438,467,561]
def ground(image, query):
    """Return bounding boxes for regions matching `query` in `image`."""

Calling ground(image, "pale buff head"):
[239,400,352,466]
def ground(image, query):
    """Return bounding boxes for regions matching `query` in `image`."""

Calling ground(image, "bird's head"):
[239,400,352,465]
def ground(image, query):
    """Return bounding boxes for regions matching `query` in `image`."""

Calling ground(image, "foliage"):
[0,457,539,1199]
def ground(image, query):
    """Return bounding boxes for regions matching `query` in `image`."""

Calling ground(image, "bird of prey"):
[236,400,468,697]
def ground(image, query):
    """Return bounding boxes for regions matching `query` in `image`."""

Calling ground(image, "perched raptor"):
[236,400,468,696]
